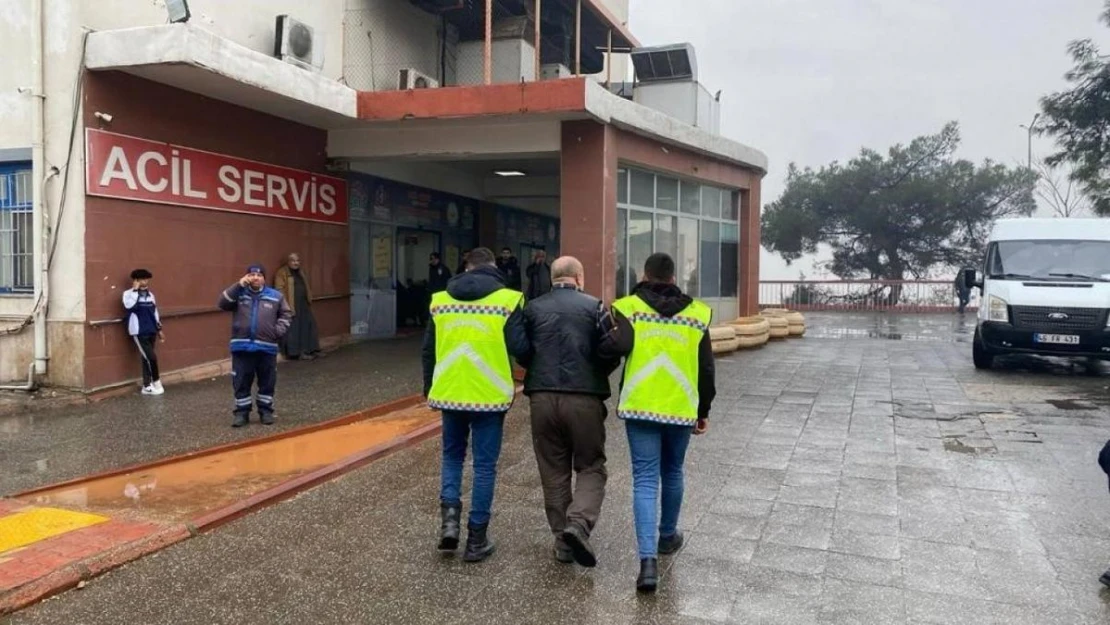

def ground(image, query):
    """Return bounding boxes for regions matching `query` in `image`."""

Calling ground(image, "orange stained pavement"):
[15,407,438,524]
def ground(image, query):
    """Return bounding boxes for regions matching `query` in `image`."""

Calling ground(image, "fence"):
[0,169,33,294]
[759,280,979,313]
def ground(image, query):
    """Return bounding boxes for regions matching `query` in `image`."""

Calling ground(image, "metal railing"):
[0,169,33,294]
[759,280,979,313]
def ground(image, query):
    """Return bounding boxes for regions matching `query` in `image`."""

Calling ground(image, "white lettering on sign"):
[86,129,348,225]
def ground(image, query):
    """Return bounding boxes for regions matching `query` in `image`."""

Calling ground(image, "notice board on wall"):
[372,236,392,278]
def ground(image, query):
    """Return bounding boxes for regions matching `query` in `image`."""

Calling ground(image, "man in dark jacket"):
[428,252,452,293]
[520,256,619,567]
[422,247,530,562]
[218,264,293,428]
[1100,439,1110,586]
[497,247,522,291]
[525,250,552,301]
[599,252,715,593]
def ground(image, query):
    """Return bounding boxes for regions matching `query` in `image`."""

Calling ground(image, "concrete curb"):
[0,525,192,615]
[2,393,439,615]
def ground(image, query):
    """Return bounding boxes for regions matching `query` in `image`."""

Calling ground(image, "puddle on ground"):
[16,407,437,523]
[1046,398,1098,411]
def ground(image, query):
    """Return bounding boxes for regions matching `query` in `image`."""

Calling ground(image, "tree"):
[762,123,1036,302]
[1033,158,1089,218]
[1039,1,1110,215]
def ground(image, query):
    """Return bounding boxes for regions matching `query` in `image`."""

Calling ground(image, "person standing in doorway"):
[422,247,529,562]
[274,253,321,360]
[428,252,452,293]
[497,247,522,291]
[218,264,293,428]
[123,268,165,396]
[521,256,619,567]
[600,252,716,593]
[525,249,552,301]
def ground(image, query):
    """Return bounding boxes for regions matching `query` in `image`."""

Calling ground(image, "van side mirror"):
[964,270,980,290]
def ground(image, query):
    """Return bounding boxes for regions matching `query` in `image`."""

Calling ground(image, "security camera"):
[94,111,113,123]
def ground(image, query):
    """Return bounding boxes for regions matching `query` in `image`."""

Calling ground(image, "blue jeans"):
[440,410,506,527]
[625,419,694,559]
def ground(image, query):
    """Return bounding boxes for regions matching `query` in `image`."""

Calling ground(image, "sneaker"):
[141,385,157,395]
[152,380,165,393]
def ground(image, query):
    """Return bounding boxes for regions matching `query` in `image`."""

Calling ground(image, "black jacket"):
[497,258,522,290]
[599,282,716,420]
[428,263,452,293]
[520,284,620,398]
[421,266,530,397]
[525,262,552,301]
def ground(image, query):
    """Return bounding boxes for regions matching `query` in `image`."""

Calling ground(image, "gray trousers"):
[529,392,608,536]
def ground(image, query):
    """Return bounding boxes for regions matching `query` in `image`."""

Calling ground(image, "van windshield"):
[988,239,1110,282]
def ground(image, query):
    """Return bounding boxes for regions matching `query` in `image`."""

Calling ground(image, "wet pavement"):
[0,337,423,496]
[8,313,1110,624]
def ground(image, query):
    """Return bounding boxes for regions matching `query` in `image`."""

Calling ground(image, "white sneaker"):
[153,380,165,394]
[141,385,157,395]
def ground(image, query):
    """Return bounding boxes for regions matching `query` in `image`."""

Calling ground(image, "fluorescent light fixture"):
[166,0,191,23]
[493,170,526,177]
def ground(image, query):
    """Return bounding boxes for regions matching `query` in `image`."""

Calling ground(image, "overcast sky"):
[630,0,1109,279]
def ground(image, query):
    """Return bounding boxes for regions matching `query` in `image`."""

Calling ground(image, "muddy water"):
[16,407,437,523]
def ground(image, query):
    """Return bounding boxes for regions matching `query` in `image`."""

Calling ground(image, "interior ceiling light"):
[494,170,526,177]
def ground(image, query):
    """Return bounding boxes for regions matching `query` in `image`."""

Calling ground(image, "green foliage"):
[1039,1,1110,215]
[761,123,1036,281]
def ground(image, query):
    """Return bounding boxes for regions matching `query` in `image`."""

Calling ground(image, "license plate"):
[1034,333,1080,345]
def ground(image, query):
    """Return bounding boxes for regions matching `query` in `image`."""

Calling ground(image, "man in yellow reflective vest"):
[422,247,530,563]
[599,252,716,592]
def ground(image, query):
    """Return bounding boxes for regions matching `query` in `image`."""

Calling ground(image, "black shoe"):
[462,524,495,563]
[1100,569,1110,587]
[232,412,249,428]
[658,531,685,555]
[553,536,574,564]
[259,412,275,426]
[561,524,597,568]
[438,504,461,552]
[636,558,659,593]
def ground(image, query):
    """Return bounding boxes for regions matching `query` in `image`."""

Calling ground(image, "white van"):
[969,217,1110,369]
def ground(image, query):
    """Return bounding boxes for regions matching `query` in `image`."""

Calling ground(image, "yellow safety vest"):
[612,294,712,425]
[426,288,523,412]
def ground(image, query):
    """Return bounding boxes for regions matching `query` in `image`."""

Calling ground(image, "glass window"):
[655,214,677,261]
[678,217,699,297]
[628,210,653,290]
[720,223,739,298]
[701,186,721,219]
[617,208,629,297]
[680,181,701,215]
[656,176,678,211]
[700,221,720,298]
[722,190,739,221]
[350,220,371,289]
[630,170,655,207]
[617,168,629,204]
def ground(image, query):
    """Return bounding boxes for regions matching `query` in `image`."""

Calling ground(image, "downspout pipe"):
[31,0,48,376]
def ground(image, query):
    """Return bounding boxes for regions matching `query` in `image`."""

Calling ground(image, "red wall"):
[82,71,349,389]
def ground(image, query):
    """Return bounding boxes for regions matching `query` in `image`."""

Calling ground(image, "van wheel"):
[973,329,994,370]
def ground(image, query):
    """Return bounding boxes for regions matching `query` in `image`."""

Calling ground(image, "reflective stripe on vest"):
[426,288,523,412]
[612,294,711,425]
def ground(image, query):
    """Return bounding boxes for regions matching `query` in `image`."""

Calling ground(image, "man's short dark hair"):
[467,247,496,269]
[429,252,441,260]
[130,268,153,280]
[501,247,512,254]
[643,253,676,283]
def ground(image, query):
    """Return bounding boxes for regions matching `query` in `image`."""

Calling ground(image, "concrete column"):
[560,120,617,302]
[738,185,761,316]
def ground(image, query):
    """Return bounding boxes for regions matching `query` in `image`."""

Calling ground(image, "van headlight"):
[988,296,1010,323]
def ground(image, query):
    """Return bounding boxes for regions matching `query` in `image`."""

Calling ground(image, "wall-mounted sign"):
[85,129,348,225]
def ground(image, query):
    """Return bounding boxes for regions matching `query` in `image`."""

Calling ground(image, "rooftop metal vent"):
[630,43,697,83]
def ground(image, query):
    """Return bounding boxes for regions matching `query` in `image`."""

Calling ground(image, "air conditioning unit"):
[274,15,324,72]
[399,68,440,90]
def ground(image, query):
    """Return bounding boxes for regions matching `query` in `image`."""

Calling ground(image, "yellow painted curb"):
[0,507,110,554]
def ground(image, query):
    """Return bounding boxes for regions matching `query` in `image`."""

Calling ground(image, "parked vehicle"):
[967,218,1110,369]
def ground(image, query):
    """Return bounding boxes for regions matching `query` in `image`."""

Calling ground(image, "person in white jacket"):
[122,268,165,395]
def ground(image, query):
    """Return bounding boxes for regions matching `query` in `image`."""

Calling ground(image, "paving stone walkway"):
[7,313,1110,624]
